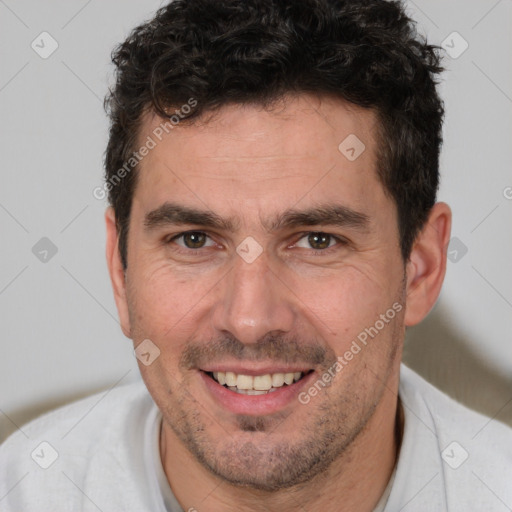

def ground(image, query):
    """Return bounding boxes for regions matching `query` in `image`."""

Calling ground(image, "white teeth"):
[271,373,285,387]
[225,372,237,387]
[253,374,272,391]
[227,388,270,395]
[211,370,306,392]
[284,373,295,385]
[236,374,253,390]
[246,389,267,395]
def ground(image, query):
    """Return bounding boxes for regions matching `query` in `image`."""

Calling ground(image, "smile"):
[206,370,311,395]
[200,368,316,415]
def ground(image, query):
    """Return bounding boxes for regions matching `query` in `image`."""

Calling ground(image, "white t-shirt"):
[1,364,511,511]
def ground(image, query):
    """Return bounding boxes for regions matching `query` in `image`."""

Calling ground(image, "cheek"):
[127,261,204,339]
[295,263,393,314]
[284,263,402,349]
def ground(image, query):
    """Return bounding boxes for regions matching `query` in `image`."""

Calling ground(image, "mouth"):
[204,370,313,395]
[199,368,316,415]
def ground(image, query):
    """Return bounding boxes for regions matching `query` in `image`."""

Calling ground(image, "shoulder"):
[1,378,151,449]
[0,378,154,511]
[397,364,512,510]
[399,363,512,446]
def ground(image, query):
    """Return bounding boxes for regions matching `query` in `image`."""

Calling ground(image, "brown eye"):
[182,232,207,248]
[307,232,333,250]
[173,231,213,249]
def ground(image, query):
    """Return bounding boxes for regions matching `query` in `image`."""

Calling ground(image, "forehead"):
[132,95,388,225]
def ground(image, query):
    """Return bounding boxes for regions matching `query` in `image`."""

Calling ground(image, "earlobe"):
[404,202,452,326]
[105,208,132,338]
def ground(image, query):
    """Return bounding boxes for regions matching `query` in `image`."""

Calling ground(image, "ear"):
[105,207,132,338]
[404,202,452,326]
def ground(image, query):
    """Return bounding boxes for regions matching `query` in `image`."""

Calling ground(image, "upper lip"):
[199,364,314,376]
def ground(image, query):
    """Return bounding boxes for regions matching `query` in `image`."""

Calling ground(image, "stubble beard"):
[159,329,401,492]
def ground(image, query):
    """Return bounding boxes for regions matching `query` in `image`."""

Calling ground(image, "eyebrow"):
[144,203,238,232]
[266,203,370,232]
[143,202,370,233]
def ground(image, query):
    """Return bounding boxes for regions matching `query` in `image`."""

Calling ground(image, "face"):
[110,95,409,490]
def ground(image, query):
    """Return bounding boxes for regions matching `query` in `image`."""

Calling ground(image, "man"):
[1,0,511,510]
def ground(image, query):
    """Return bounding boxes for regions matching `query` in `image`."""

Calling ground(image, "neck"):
[160,388,402,512]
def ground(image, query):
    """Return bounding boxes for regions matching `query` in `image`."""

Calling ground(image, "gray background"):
[1,0,511,443]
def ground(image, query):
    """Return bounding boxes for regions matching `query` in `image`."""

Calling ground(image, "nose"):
[211,249,295,345]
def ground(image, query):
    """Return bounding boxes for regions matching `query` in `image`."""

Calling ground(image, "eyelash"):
[166,230,348,255]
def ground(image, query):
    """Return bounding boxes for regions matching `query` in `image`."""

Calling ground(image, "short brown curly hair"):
[104,0,444,269]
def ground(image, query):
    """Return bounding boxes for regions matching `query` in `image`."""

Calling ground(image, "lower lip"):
[200,371,316,416]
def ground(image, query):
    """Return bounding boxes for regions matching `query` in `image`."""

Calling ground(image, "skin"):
[106,94,451,512]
